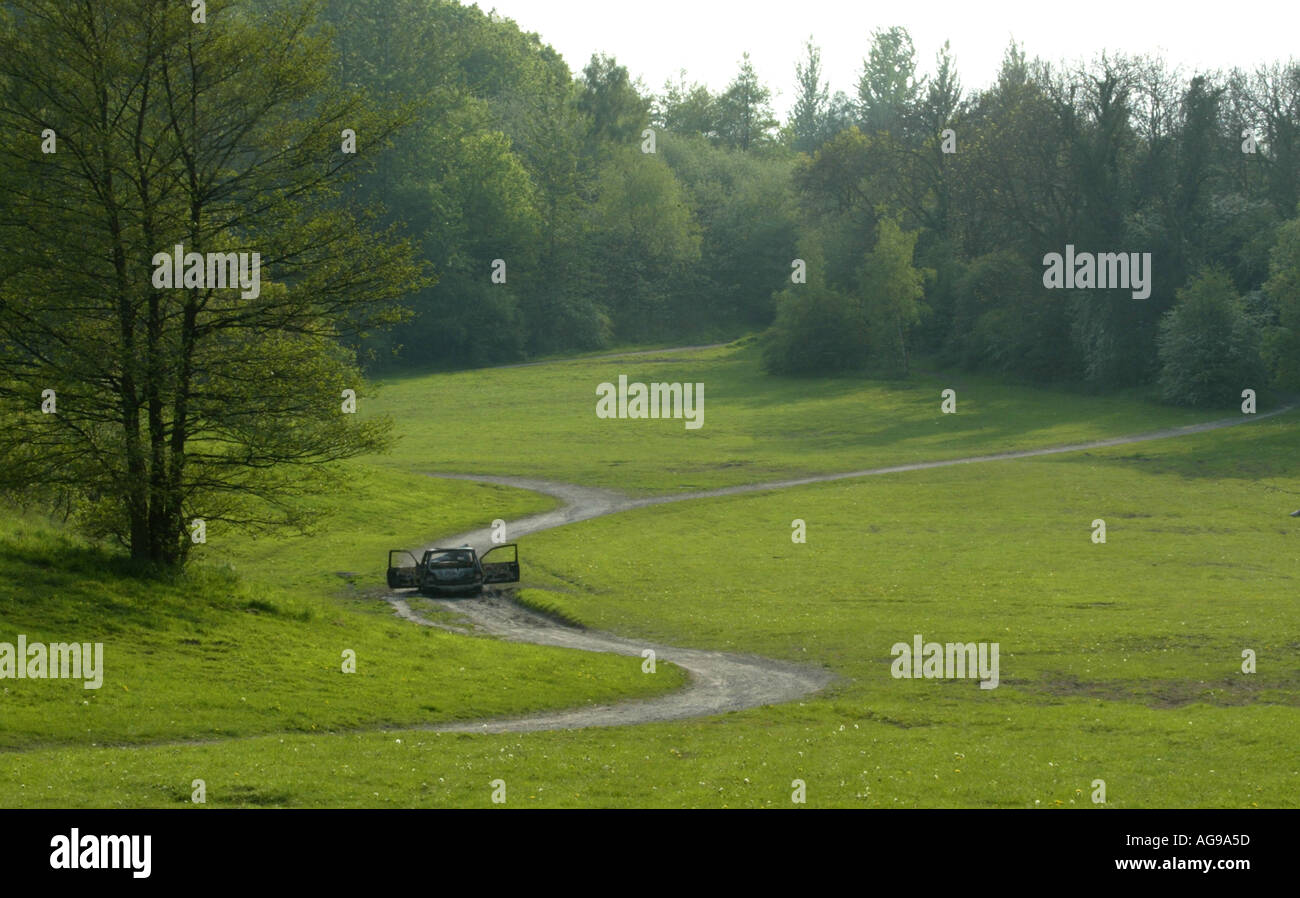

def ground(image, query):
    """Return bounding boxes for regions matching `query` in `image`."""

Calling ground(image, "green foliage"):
[1263,213,1300,388]
[577,54,650,157]
[660,134,798,329]
[959,251,1078,379]
[762,232,865,375]
[587,148,701,339]
[714,53,778,152]
[653,71,718,139]
[860,219,930,374]
[1157,267,1267,406]
[856,26,926,139]
[258,12,1300,397]
[789,38,831,154]
[762,283,869,375]
[0,0,427,565]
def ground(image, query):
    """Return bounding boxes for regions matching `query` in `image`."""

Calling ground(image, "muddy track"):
[389,402,1295,734]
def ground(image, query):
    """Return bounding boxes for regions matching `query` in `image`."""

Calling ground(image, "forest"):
[328,1,1300,405]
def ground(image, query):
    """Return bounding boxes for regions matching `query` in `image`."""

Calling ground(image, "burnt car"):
[386,544,520,595]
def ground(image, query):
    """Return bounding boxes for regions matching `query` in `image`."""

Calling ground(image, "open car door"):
[480,544,520,584]
[386,550,422,589]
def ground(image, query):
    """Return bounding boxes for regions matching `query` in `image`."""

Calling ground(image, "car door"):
[386,550,422,589]
[480,544,520,584]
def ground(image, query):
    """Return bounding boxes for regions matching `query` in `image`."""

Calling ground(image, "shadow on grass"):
[1036,411,1300,485]
[0,517,306,632]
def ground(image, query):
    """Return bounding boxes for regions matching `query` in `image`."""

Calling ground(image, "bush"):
[1156,267,1266,407]
[957,250,1077,380]
[761,284,870,375]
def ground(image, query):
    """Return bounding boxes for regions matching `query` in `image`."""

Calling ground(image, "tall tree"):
[587,148,701,338]
[654,70,718,139]
[790,38,830,154]
[1246,63,1300,218]
[1175,74,1226,269]
[577,53,650,159]
[860,218,929,374]
[856,26,926,140]
[716,53,777,152]
[0,0,425,566]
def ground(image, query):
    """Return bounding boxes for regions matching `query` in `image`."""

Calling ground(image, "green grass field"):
[366,341,1228,494]
[0,469,685,754]
[1,342,1296,807]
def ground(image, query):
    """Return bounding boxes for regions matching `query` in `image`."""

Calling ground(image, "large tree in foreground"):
[0,0,427,566]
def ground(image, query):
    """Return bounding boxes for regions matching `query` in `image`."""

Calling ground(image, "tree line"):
[329,4,1299,406]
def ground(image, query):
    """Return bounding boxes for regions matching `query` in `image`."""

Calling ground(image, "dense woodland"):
[329,1,1300,403]
[0,0,1297,563]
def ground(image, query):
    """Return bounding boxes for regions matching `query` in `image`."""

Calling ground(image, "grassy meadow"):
[366,341,1230,493]
[1,342,1295,807]
[0,467,685,756]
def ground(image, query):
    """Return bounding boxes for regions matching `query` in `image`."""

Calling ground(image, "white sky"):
[475,0,1299,117]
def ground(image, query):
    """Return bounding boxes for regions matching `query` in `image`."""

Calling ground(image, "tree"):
[762,233,869,375]
[1242,63,1300,219]
[504,57,606,355]
[654,71,718,139]
[795,126,875,216]
[856,27,925,140]
[577,54,650,159]
[661,135,797,329]
[960,250,1077,379]
[860,218,930,374]
[0,0,426,566]
[918,42,963,234]
[1061,56,1163,388]
[825,91,857,139]
[400,123,539,366]
[587,148,700,338]
[715,53,777,152]
[924,41,963,135]
[1175,75,1226,270]
[1156,267,1265,406]
[1263,212,1300,388]
[790,38,830,154]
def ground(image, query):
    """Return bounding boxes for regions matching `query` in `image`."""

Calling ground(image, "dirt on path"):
[391,593,830,734]
[388,401,1295,735]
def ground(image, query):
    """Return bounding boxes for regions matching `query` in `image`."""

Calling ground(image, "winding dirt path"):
[388,402,1295,734]
[387,476,837,733]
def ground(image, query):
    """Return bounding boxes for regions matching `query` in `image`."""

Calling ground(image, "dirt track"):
[389,402,1294,734]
